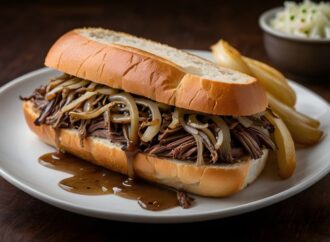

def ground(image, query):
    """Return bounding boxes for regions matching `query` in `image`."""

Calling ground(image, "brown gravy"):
[39,152,178,211]
[125,150,137,179]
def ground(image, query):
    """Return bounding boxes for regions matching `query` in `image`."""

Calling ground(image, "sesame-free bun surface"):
[23,101,268,197]
[45,28,267,116]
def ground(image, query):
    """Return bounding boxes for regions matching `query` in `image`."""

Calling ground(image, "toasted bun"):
[23,101,268,197]
[44,28,267,116]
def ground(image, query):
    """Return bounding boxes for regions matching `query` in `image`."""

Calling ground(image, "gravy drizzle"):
[39,152,178,211]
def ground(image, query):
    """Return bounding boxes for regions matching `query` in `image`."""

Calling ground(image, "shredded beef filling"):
[21,74,275,165]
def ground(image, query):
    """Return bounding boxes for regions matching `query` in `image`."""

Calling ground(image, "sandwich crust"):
[45,29,267,116]
[23,101,268,197]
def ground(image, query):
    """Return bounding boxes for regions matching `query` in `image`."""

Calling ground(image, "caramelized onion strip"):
[236,116,253,128]
[45,78,80,100]
[168,108,180,129]
[211,116,232,162]
[46,78,67,93]
[69,102,115,120]
[178,109,204,165]
[187,114,217,145]
[187,115,208,129]
[135,98,161,142]
[193,134,204,166]
[66,80,89,90]
[109,93,139,146]
[96,87,118,95]
[111,114,131,123]
[61,91,97,113]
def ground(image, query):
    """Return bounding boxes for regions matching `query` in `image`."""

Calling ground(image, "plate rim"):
[0,52,329,223]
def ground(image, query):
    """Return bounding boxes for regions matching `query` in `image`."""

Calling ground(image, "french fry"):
[211,40,253,75]
[265,112,296,178]
[212,40,296,107]
[243,56,288,86]
[268,94,323,145]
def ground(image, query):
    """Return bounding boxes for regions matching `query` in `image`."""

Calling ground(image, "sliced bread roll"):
[45,28,267,116]
[23,101,268,197]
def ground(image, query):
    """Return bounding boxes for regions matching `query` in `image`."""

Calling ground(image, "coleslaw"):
[271,0,330,39]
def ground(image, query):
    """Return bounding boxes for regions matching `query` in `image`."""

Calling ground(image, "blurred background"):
[1,0,295,83]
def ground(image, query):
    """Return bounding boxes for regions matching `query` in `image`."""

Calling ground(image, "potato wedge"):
[211,39,323,146]
[265,112,296,178]
[243,56,288,86]
[297,111,321,128]
[211,40,253,75]
[246,60,296,107]
[287,119,323,145]
[268,94,323,145]
[211,40,296,107]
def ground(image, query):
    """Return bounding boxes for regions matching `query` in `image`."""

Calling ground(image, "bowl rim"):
[259,7,330,43]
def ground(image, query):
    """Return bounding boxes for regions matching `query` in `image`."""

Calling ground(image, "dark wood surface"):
[0,1,329,241]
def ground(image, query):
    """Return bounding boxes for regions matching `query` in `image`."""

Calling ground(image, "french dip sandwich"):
[21,28,278,197]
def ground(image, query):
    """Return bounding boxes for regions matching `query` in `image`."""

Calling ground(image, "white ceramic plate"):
[0,50,329,223]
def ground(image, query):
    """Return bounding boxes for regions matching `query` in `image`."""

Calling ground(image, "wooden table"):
[1,1,329,241]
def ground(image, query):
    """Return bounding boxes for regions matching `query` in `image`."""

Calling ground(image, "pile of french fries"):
[211,40,323,178]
